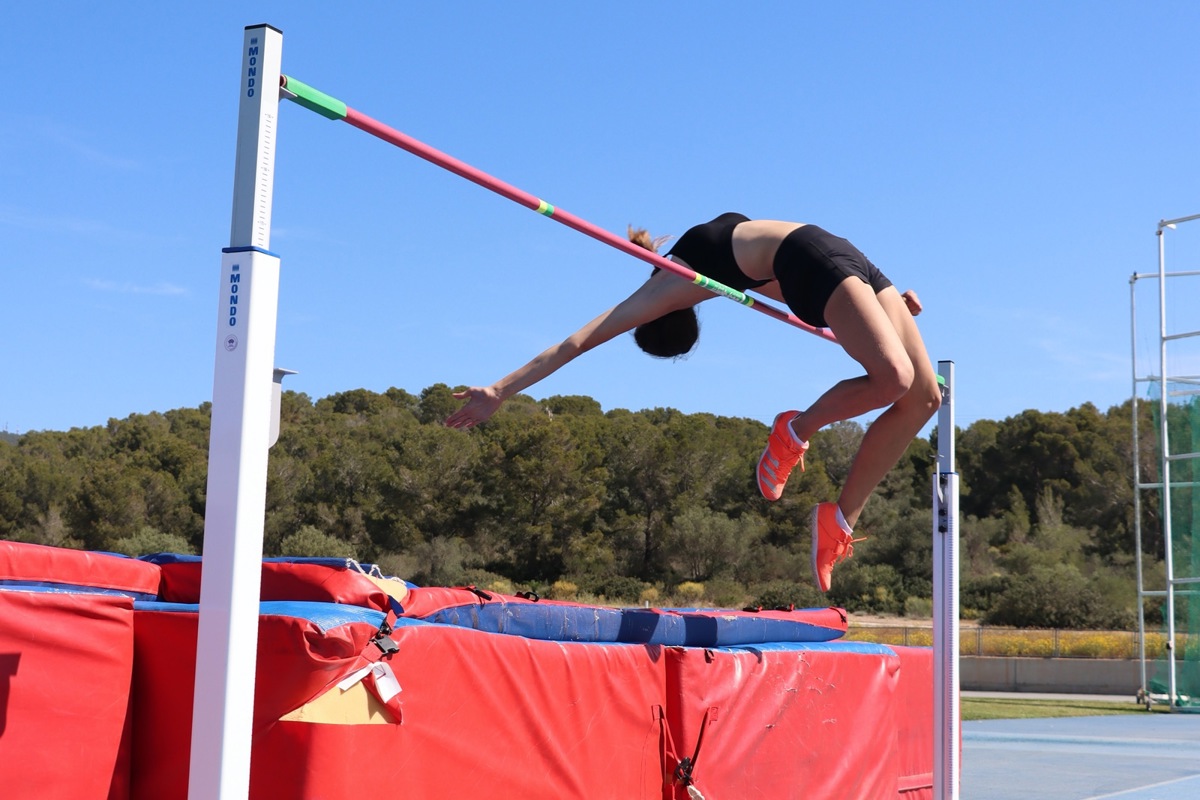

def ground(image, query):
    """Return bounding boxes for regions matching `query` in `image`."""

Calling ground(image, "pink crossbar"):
[340,106,837,343]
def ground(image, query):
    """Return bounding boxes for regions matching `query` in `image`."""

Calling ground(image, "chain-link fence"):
[845,624,1181,659]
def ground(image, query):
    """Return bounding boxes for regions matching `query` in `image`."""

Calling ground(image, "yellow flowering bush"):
[548,579,578,601]
[846,624,1171,660]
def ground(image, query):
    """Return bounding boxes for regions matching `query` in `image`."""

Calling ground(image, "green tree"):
[109,525,196,557]
[600,411,676,579]
[0,386,1161,628]
[541,395,604,418]
[474,412,602,581]
[987,562,1132,629]
[665,506,763,582]
[279,525,356,559]
[416,383,462,425]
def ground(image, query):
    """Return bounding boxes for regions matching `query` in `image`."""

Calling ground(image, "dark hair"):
[626,224,699,358]
[634,307,699,358]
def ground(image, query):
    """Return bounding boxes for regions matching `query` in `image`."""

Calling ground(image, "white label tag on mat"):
[369,662,402,703]
[336,665,372,692]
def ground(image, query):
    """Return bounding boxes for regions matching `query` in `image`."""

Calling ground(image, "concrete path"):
[963,713,1200,799]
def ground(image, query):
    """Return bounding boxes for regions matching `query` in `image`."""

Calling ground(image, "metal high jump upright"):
[933,361,960,800]
[191,23,284,800]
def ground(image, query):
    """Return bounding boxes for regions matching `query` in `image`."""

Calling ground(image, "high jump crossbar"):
[278,75,837,344]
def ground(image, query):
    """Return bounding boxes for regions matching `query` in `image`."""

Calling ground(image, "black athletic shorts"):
[773,225,893,328]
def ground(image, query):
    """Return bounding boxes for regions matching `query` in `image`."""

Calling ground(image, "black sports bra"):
[666,212,769,291]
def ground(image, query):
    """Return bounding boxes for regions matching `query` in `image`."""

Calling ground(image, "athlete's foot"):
[757,411,807,501]
[811,502,865,593]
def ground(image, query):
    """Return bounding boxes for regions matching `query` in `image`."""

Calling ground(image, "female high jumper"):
[445,213,941,592]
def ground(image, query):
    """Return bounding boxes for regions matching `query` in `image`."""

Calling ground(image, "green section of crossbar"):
[692,273,753,306]
[282,75,347,120]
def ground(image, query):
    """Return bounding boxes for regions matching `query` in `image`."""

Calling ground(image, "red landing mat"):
[130,601,389,800]
[662,641,903,799]
[131,607,666,800]
[892,645,935,798]
[144,554,407,611]
[0,588,137,800]
[257,618,669,800]
[0,542,161,800]
[0,540,160,597]
[131,601,933,800]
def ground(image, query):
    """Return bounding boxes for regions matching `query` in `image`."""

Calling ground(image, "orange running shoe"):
[756,411,807,501]
[811,502,866,593]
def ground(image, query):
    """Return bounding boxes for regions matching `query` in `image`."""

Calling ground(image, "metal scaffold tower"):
[1131,213,1200,711]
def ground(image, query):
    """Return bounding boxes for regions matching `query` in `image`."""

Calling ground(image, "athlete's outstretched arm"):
[446,273,708,429]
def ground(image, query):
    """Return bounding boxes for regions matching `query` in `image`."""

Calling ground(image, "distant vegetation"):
[0,385,1173,629]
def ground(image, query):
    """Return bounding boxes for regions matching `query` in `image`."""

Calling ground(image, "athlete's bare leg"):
[789,281,940,526]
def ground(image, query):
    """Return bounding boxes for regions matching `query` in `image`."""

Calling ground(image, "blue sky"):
[4,2,1199,435]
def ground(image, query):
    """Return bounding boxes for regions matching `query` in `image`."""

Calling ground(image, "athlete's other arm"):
[445,272,709,429]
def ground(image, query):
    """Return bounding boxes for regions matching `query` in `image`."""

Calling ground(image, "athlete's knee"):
[870,356,915,406]
[900,370,942,421]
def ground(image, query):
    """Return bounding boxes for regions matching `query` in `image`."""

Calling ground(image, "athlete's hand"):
[445,386,503,429]
[901,289,923,316]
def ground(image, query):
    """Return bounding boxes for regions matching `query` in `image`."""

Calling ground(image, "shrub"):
[462,568,512,590]
[906,628,934,647]
[827,561,904,615]
[592,575,651,604]
[109,525,195,557]
[373,550,419,583]
[962,574,1010,619]
[703,577,750,610]
[674,581,705,604]
[982,629,1055,657]
[1058,631,1134,659]
[903,595,933,618]
[749,580,825,610]
[846,626,905,646]
[407,536,476,586]
[486,578,515,596]
[548,580,579,601]
[854,623,1158,659]
[986,563,1134,630]
[279,525,355,559]
[846,624,935,647]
